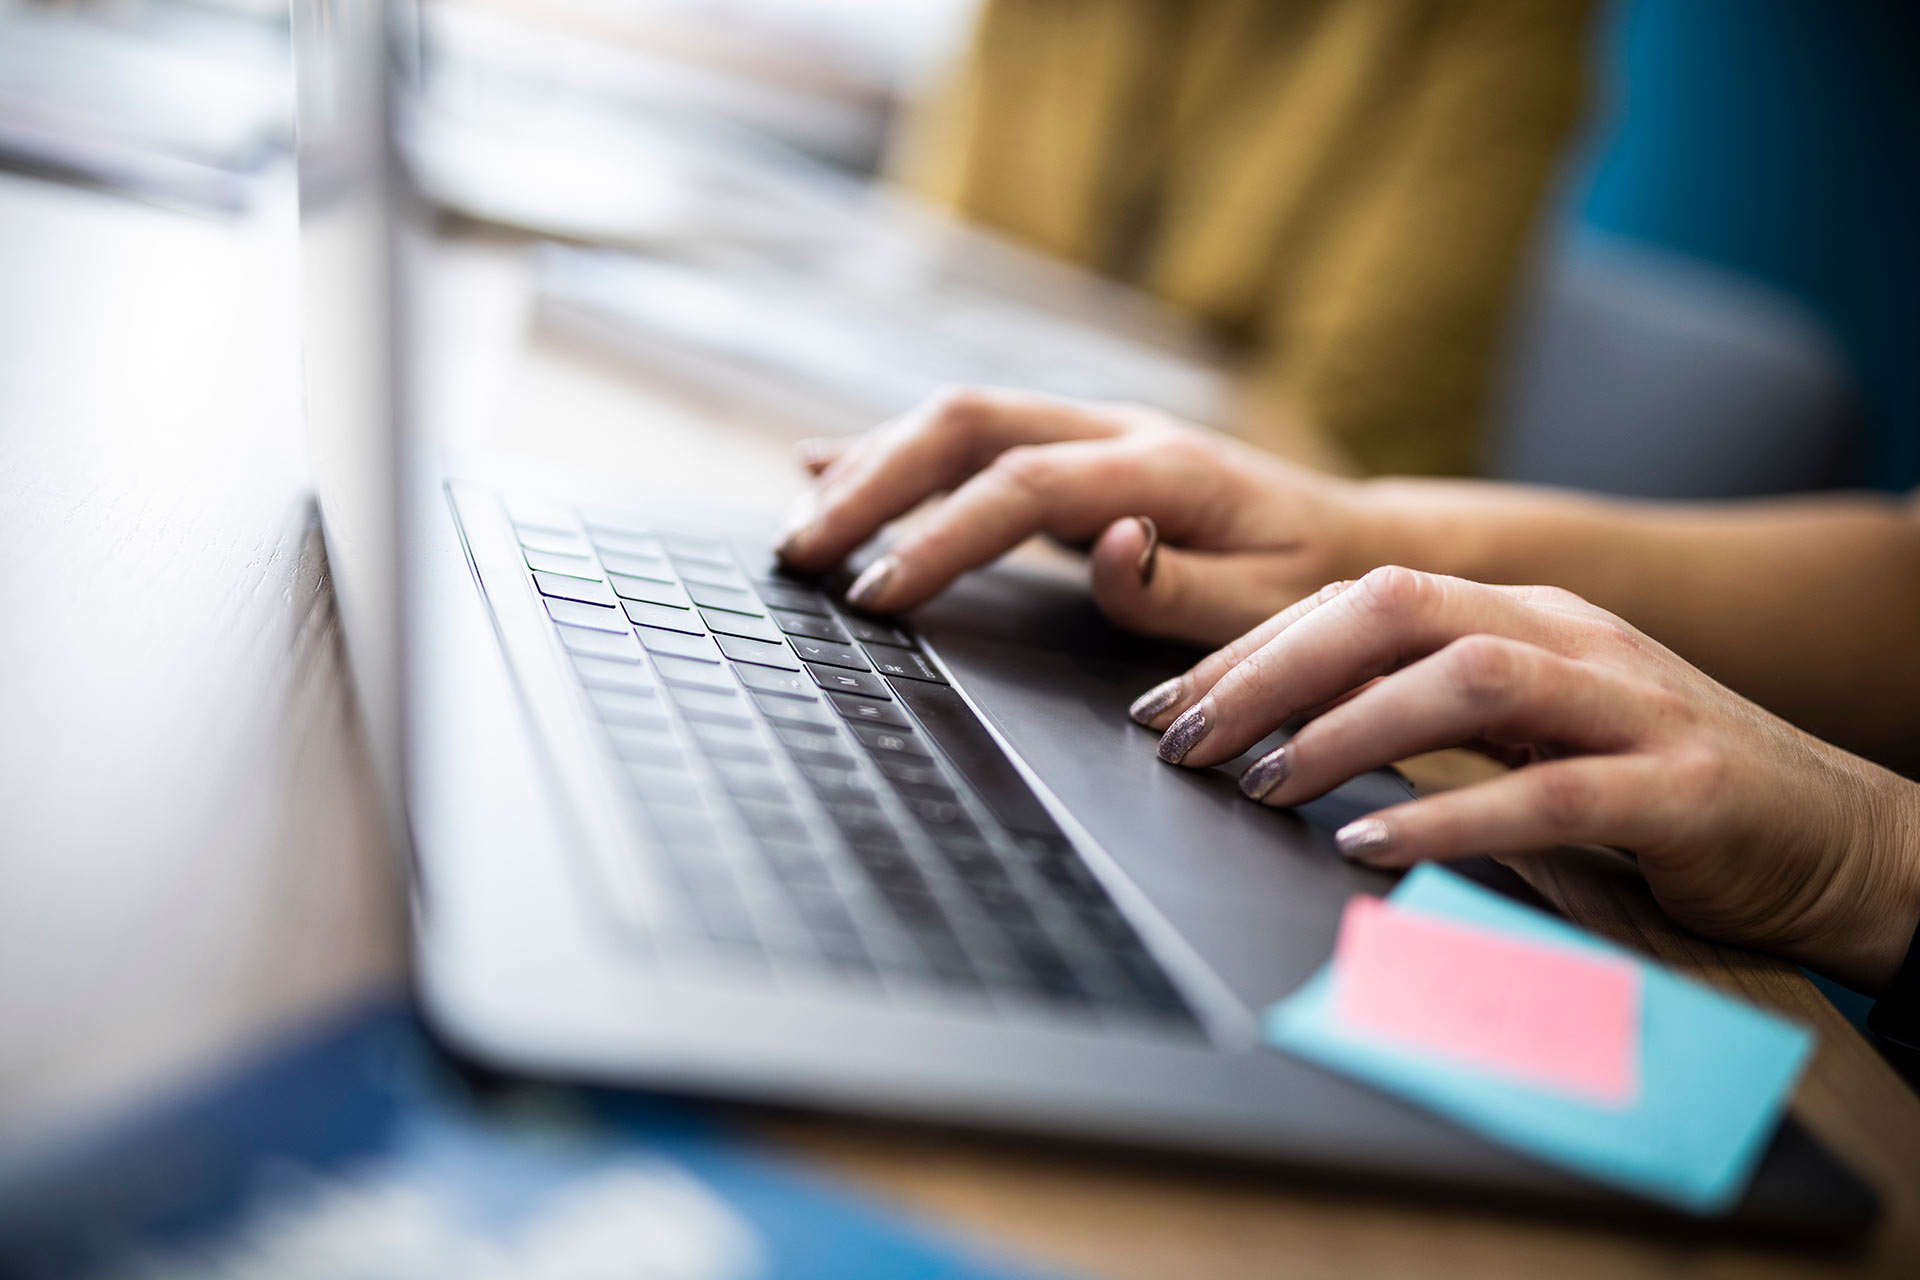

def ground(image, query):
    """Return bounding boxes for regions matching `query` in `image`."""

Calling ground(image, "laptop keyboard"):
[504,499,1197,1032]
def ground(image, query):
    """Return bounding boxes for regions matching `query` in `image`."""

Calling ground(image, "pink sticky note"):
[1329,896,1642,1106]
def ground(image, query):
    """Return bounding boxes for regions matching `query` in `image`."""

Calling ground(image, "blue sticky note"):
[1263,865,1814,1213]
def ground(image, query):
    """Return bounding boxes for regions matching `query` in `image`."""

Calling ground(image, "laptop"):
[289,0,1875,1243]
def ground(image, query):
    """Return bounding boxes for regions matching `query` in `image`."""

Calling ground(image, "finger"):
[1156,567,1585,768]
[1326,754,1673,869]
[776,387,1124,570]
[795,436,851,477]
[1125,579,1357,727]
[839,436,1234,613]
[1088,519,1292,647]
[1239,637,1646,807]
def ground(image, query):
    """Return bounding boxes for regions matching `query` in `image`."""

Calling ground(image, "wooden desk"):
[2,170,1915,1279]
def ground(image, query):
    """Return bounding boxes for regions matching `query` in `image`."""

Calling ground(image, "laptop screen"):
[290,0,410,811]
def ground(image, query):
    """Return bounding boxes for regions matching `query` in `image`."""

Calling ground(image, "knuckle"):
[919,385,995,443]
[986,444,1057,498]
[1352,564,1434,621]
[1665,742,1729,805]
[1445,634,1527,707]
[925,384,988,423]
[1530,766,1596,830]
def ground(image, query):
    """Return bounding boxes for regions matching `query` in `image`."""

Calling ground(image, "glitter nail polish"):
[1128,677,1184,725]
[1239,745,1291,800]
[1335,816,1392,861]
[1157,702,1209,763]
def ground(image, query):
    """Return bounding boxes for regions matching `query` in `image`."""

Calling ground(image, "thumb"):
[1088,517,1279,647]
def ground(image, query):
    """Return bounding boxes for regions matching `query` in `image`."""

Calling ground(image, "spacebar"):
[887,678,1061,836]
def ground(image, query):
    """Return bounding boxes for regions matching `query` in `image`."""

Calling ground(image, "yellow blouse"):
[894,0,1593,475]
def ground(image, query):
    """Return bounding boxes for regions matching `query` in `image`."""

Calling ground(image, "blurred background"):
[4,0,1912,493]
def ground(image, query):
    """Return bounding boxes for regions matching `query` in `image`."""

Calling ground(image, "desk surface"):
[2,170,1916,1279]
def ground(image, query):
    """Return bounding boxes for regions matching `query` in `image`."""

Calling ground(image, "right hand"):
[774,387,1367,647]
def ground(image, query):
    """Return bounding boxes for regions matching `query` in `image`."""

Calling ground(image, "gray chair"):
[1488,235,1856,499]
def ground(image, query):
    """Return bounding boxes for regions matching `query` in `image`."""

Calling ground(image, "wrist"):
[1336,478,1458,582]
[1800,768,1920,995]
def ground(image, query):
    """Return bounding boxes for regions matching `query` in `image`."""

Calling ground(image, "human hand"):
[1134,566,1920,993]
[774,387,1364,647]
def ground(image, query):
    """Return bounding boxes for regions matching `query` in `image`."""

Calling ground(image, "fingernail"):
[1239,745,1291,801]
[774,497,817,558]
[1157,701,1209,764]
[845,556,897,610]
[1133,515,1159,586]
[1128,676,1185,725]
[1335,817,1392,862]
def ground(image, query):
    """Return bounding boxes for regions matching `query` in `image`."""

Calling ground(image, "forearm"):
[1349,480,1920,763]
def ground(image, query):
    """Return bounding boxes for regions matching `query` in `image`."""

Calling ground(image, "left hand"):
[1132,566,1920,993]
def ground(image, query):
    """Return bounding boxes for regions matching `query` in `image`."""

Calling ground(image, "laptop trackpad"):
[912,567,1416,1014]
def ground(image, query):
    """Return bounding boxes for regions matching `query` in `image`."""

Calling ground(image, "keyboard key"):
[627,763,701,805]
[840,615,916,648]
[788,636,869,671]
[905,796,975,831]
[651,654,734,692]
[605,725,684,767]
[893,775,961,805]
[735,800,810,843]
[515,523,590,556]
[658,531,731,556]
[668,685,753,727]
[772,723,856,765]
[716,633,800,670]
[590,529,669,560]
[608,573,690,608]
[689,720,773,762]
[534,571,618,608]
[649,805,725,854]
[556,624,644,661]
[752,691,837,728]
[760,841,835,886]
[829,692,910,728]
[712,760,791,802]
[873,756,946,787]
[545,597,627,632]
[798,762,875,802]
[572,654,656,693]
[850,723,931,758]
[624,599,705,634]
[733,665,816,699]
[674,558,749,590]
[703,610,784,644]
[805,664,891,699]
[637,627,723,663]
[755,580,833,615]
[862,642,945,683]
[590,687,664,726]
[686,580,762,613]
[599,548,673,579]
[524,547,599,578]
[771,609,850,643]
[824,799,901,844]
